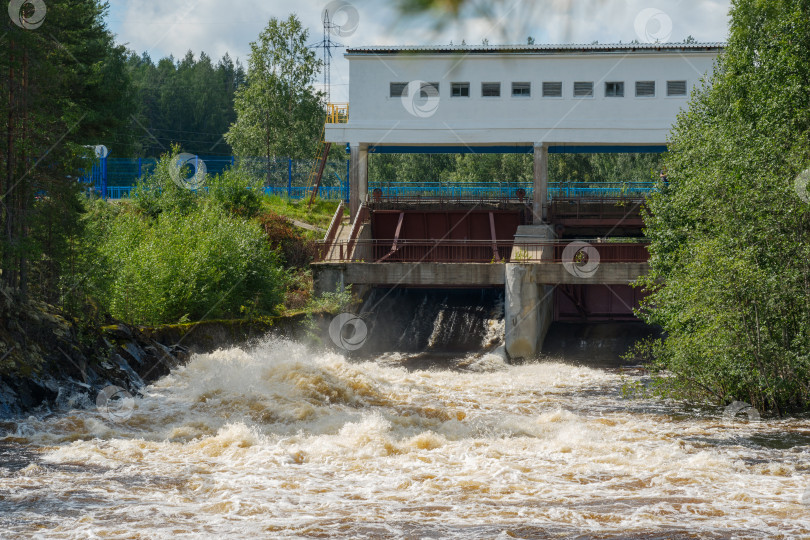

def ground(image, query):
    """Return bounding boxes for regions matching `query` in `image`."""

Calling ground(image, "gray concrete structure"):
[533,144,549,222]
[349,145,368,219]
[504,225,555,359]
[313,262,506,292]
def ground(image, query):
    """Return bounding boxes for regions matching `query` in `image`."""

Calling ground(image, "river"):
[1,294,809,538]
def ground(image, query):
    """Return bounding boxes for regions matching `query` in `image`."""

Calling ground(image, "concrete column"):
[504,224,556,360]
[349,144,368,221]
[349,145,360,219]
[533,143,548,222]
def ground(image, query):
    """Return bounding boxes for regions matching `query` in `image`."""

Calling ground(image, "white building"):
[325,43,724,219]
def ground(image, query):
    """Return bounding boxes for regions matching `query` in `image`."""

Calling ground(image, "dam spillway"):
[314,198,652,360]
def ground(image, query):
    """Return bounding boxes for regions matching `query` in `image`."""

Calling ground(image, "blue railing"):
[264,185,349,200]
[369,182,532,199]
[369,182,658,200]
[81,155,351,202]
[80,154,658,203]
[548,182,658,198]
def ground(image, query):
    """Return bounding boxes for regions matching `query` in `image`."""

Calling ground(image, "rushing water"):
[1,300,810,538]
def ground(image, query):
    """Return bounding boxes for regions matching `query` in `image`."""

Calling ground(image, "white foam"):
[1,337,807,538]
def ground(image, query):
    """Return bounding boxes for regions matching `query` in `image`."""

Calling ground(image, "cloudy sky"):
[106,0,731,101]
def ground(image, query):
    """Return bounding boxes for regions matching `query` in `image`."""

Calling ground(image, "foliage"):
[126,51,245,157]
[226,14,324,181]
[257,211,318,268]
[0,0,136,295]
[131,146,198,218]
[208,167,264,218]
[637,0,810,414]
[368,152,663,184]
[261,195,344,231]
[75,151,288,326]
[307,285,355,315]
[90,203,284,325]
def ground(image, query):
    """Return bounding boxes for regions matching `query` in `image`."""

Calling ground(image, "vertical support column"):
[346,158,351,203]
[504,224,557,360]
[533,143,548,222]
[349,144,368,221]
[287,158,292,198]
[101,156,107,200]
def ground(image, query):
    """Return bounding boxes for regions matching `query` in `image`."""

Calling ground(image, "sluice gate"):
[314,200,651,360]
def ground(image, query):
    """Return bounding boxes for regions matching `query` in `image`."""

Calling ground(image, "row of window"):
[390,80,688,99]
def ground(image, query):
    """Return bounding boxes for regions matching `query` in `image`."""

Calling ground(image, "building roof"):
[346,43,725,56]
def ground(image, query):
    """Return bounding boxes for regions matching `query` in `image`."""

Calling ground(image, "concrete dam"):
[313,194,652,360]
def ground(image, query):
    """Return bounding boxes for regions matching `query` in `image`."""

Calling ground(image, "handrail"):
[345,204,371,257]
[326,103,349,124]
[367,182,658,201]
[321,201,345,258]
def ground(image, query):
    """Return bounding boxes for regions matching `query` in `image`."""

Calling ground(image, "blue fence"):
[80,156,659,202]
[80,155,351,201]
[370,182,659,200]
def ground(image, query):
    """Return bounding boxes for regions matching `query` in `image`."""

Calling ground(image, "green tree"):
[638,0,810,414]
[0,0,135,297]
[225,14,324,183]
[126,51,245,157]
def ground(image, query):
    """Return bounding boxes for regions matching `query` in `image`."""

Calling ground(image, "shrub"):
[208,168,264,218]
[94,204,285,325]
[131,147,199,218]
[257,210,318,267]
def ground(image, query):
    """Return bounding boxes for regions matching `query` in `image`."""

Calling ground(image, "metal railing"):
[549,182,657,198]
[326,103,349,124]
[369,182,531,203]
[318,239,649,263]
[367,182,658,202]
[80,156,351,201]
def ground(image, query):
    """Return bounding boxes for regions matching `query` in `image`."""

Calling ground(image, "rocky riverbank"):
[0,288,317,419]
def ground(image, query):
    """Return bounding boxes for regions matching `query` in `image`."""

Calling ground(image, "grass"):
[261,195,347,231]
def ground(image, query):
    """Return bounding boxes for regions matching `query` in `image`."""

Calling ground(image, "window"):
[482,82,501,97]
[451,82,470,97]
[667,80,687,96]
[542,82,562,97]
[573,82,593,97]
[635,81,656,97]
[605,81,624,97]
[420,82,440,98]
[512,82,531,97]
[390,82,408,97]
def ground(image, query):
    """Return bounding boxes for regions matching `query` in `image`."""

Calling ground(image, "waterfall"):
[357,288,504,356]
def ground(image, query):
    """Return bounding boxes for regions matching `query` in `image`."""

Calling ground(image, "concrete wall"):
[312,263,505,293]
[327,47,719,146]
[313,258,650,360]
[530,262,649,284]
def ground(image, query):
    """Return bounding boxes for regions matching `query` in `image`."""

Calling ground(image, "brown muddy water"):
[1,336,809,538]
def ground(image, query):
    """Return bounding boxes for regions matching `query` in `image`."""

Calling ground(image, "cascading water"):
[357,288,505,357]
[2,312,810,537]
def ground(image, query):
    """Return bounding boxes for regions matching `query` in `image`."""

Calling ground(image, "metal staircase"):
[306,103,348,207]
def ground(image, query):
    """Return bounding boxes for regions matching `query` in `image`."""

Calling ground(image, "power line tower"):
[310,10,343,103]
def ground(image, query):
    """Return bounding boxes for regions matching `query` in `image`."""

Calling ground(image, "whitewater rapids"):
[1,338,809,538]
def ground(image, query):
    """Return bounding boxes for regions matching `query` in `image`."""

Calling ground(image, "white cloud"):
[106,0,731,101]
